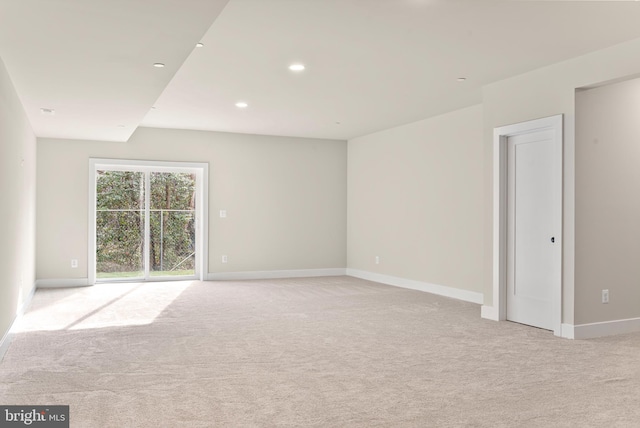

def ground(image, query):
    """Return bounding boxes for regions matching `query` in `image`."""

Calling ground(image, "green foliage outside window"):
[96,170,196,277]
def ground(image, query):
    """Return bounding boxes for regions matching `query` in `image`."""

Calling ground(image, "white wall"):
[575,78,640,324]
[347,105,484,294]
[37,128,347,281]
[0,55,36,348]
[483,36,640,325]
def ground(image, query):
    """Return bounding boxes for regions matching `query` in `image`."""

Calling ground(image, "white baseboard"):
[206,268,347,281]
[346,269,484,305]
[561,323,575,339]
[0,284,36,362]
[0,327,13,362]
[481,305,499,321]
[479,315,640,340]
[566,317,640,339]
[36,278,91,288]
[18,285,36,319]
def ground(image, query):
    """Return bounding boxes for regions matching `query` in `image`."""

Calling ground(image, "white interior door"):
[507,130,560,330]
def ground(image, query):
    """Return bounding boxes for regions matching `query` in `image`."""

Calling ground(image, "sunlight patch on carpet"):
[16,281,193,332]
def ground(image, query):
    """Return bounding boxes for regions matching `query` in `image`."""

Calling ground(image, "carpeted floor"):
[1,276,639,427]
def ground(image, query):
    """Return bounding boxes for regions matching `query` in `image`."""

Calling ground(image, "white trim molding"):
[207,268,347,281]
[566,318,640,340]
[36,278,92,288]
[0,284,36,362]
[490,114,564,336]
[561,324,575,340]
[481,305,499,321]
[0,328,12,362]
[347,269,483,305]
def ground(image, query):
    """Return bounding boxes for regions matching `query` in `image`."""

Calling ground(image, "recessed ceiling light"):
[196,42,204,48]
[153,63,165,68]
[117,125,126,128]
[289,64,305,72]
[40,108,55,115]
[457,77,467,82]
[235,102,248,108]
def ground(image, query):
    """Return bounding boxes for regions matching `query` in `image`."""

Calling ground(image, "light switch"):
[220,210,227,218]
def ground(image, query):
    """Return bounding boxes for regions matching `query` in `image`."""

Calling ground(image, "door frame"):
[482,115,563,336]
[88,158,209,285]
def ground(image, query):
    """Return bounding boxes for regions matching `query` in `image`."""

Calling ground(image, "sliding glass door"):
[90,160,207,283]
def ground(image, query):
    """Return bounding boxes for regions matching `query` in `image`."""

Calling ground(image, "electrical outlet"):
[375,256,380,265]
[222,255,228,263]
[71,259,78,268]
[602,289,609,304]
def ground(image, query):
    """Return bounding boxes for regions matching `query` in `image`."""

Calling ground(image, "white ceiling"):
[3,0,640,142]
[0,0,230,141]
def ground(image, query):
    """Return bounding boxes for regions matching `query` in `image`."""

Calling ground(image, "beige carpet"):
[1,276,639,427]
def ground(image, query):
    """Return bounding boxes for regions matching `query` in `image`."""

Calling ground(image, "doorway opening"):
[89,159,208,284]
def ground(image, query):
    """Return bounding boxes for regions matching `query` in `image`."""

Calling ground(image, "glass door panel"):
[149,172,196,277]
[96,170,145,279]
